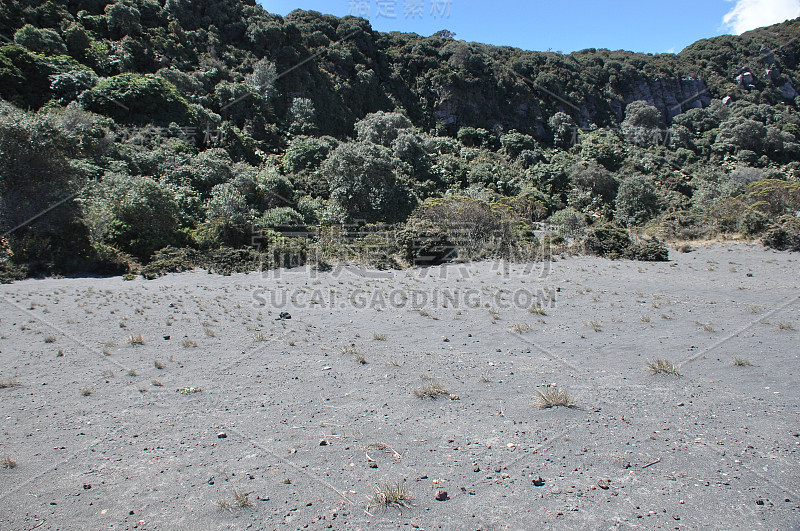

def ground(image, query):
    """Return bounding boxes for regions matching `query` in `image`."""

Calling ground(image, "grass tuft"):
[1,455,16,469]
[510,323,532,333]
[733,357,752,367]
[647,358,681,376]
[533,387,577,409]
[182,338,198,348]
[128,334,144,346]
[369,483,411,509]
[413,379,449,399]
[0,376,20,389]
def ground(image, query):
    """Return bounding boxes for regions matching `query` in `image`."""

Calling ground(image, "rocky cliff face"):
[432,74,712,136]
[615,77,711,121]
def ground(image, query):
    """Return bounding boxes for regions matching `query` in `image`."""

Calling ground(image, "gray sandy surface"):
[0,242,799,530]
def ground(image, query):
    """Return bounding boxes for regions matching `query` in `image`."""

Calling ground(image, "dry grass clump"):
[533,387,577,409]
[0,375,20,389]
[154,360,165,370]
[80,387,92,396]
[413,378,449,399]
[353,354,367,364]
[128,334,144,346]
[733,357,752,367]
[373,333,387,341]
[647,359,681,376]
[368,483,411,509]
[528,304,547,315]
[215,489,254,512]
[44,336,56,343]
[341,346,358,355]
[1,455,16,469]
[778,322,795,331]
[182,338,198,348]
[510,323,532,333]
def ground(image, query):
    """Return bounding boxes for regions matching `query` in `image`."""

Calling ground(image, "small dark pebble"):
[217,432,227,439]
[83,484,91,490]
[163,336,170,340]
[434,490,449,501]
[533,477,545,487]
[319,439,328,446]
[756,499,765,506]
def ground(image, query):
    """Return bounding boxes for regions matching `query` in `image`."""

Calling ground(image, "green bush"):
[396,217,454,265]
[630,240,669,262]
[585,225,668,261]
[283,136,336,174]
[763,215,800,251]
[83,172,184,261]
[322,141,416,224]
[355,111,412,146]
[14,24,67,55]
[258,207,305,229]
[585,226,633,259]
[80,73,196,125]
[615,175,659,226]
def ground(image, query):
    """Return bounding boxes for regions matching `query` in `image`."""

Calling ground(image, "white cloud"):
[723,0,800,34]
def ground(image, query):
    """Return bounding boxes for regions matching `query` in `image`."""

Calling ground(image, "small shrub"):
[154,360,165,369]
[1,455,16,469]
[128,334,144,345]
[0,376,20,389]
[80,387,92,396]
[630,240,669,262]
[369,483,411,509]
[413,379,449,399]
[533,388,577,409]
[182,338,198,348]
[585,226,632,259]
[647,359,680,376]
[733,357,752,366]
[763,215,800,252]
[44,336,56,343]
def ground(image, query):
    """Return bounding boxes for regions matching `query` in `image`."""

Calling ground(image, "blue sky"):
[258,0,800,54]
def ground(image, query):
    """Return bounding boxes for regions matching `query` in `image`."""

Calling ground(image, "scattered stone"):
[756,499,765,506]
[277,312,292,320]
[319,439,328,446]
[473,465,480,472]
[368,462,378,468]
[434,489,449,501]
[83,484,92,490]
[449,394,460,400]
[597,479,611,490]
[217,432,227,439]
[163,335,170,340]
[532,476,545,487]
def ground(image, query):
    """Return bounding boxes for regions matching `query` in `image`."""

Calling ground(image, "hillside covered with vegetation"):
[1,0,800,279]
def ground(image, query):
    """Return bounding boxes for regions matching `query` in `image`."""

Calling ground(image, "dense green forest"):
[1,0,800,279]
